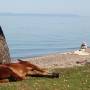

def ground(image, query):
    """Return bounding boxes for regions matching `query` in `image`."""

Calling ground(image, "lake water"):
[0,15,90,58]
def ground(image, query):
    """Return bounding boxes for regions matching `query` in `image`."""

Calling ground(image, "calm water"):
[0,15,90,58]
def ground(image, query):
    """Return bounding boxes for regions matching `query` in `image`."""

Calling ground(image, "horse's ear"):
[18,59,23,62]
[0,26,5,39]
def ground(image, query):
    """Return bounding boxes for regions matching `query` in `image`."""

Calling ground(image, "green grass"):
[0,64,90,90]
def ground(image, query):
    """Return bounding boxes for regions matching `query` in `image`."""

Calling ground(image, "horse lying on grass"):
[0,59,47,82]
[0,60,59,83]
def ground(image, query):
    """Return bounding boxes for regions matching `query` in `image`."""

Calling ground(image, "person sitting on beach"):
[80,42,87,51]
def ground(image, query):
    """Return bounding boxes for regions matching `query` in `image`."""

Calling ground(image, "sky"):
[0,0,89,16]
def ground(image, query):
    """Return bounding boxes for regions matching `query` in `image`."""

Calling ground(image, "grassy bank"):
[0,64,90,90]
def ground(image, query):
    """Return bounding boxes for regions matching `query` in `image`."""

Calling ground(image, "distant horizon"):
[0,12,80,16]
[0,0,90,16]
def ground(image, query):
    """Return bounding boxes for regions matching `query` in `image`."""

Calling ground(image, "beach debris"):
[85,61,90,65]
[0,26,11,64]
[76,60,87,64]
[76,60,90,65]
[73,50,89,55]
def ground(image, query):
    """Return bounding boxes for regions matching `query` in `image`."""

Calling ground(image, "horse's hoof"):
[52,72,59,78]
[47,72,60,78]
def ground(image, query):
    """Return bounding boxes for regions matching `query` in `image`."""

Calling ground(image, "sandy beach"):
[19,48,90,69]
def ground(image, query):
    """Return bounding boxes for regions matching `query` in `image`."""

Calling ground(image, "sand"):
[19,48,90,69]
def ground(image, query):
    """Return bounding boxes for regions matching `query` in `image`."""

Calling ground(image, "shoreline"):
[16,48,90,69]
[11,49,77,59]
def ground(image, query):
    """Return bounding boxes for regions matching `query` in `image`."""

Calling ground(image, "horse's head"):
[18,59,47,74]
[18,59,33,71]
[18,59,33,67]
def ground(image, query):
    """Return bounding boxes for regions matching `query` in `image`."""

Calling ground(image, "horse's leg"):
[11,72,26,81]
[8,68,26,81]
[0,79,9,83]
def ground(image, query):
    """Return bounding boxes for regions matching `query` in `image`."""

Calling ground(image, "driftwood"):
[76,60,87,64]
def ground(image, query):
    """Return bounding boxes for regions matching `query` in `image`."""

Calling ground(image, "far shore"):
[13,48,90,69]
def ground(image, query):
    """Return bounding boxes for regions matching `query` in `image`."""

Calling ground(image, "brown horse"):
[0,59,47,82]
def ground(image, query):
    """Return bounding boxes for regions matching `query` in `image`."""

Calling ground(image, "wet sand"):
[21,48,90,68]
